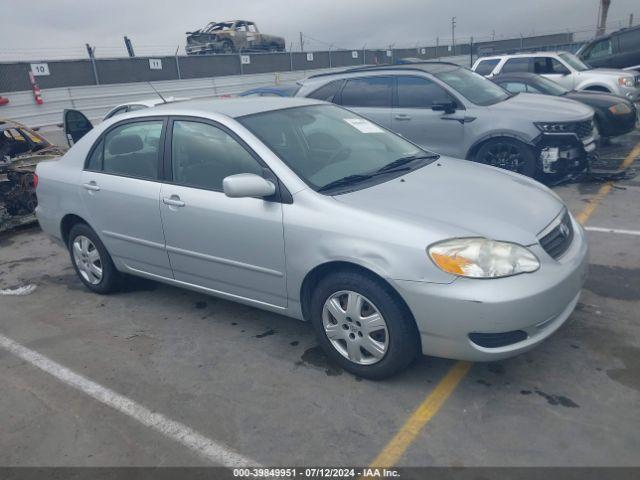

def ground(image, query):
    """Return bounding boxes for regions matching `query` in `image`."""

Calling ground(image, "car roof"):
[478,51,570,61]
[150,96,324,118]
[240,85,300,95]
[304,62,461,82]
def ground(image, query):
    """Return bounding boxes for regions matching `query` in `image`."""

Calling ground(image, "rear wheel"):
[68,223,121,294]
[474,138,537,177]
[309,271,420,379]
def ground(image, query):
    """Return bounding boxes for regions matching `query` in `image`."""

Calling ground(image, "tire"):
[67,223,121,294]
[473,138,537,178]
[309,270,420,380]
[594,117,610,146]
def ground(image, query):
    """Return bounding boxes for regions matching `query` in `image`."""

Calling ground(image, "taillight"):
[33,173,39,189]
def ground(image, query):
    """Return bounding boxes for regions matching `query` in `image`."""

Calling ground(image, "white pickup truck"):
[472,51,640,102]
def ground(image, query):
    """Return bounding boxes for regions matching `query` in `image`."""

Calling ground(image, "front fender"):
[575,80,613,92]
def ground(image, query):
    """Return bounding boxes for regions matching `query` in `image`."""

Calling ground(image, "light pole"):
[451,17,456,55]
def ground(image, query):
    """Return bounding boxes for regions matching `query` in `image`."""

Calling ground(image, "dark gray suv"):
[296,63,597,179]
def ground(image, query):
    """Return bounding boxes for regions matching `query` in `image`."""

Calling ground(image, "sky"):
[1,0,638,60]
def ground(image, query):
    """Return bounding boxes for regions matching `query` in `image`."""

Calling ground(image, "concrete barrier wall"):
[0,33,573,93]
[0,68,346,128]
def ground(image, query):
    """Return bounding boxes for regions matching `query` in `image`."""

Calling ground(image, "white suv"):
[472,51,640,101]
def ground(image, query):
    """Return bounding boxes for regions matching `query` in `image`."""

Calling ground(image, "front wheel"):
[309,271,420,380]
[474,138,537,178]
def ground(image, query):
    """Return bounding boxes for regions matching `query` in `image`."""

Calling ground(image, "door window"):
[474,59,500,75]
[86,140,104,170]
[618,30,640,51]
[533,57,570,74]
[340,77,393,108]
[307,80,343,102]
[586,38,613,59]
[501,58,531,73]
[101,121,163,179]
[396,76,453,108]
[170,120,263,191]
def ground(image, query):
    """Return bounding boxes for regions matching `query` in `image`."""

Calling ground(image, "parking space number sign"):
[149,59,162,70]
[30,63,50,76]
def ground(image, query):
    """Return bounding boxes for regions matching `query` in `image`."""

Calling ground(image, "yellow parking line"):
[576,142,640,225]
[367,141,640,469]
[368,361,472,468]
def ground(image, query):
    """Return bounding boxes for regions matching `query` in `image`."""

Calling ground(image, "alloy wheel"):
[482,142,524,172]
[322,290,389,365]
[72,235,103,285]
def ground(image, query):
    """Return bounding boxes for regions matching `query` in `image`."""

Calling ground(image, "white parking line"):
[0,333,258,467]
[585,227,640,236]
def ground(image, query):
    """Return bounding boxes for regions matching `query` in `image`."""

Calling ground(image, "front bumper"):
[535,133,595,176]
[393,216,589,361]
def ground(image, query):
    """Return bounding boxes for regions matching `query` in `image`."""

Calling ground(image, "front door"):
[535,56,574,90]
[391,76,465,156]
[160,118,287,307]
[79,118,173,278]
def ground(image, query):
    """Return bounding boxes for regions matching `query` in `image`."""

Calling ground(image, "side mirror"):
[223,173,276,199]
[431,100,457,114]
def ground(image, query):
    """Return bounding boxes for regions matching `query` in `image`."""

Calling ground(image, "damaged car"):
[185,20,285,55]
[295,62,598,180]
[1,120,65,232]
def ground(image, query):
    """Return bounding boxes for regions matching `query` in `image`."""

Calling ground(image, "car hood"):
[487,92,594,121]
[584,68,635,78]
[565,90,632,108]
[334,157,564,246]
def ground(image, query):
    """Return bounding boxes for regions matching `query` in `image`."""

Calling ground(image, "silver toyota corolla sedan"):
[36,98,588,379]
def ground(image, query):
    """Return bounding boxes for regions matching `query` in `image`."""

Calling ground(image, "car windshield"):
[558,52,589,71]
[432,67,511,106]
[532,76,570,95]
[239,105,434,193]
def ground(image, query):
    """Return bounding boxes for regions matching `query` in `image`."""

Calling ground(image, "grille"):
[539,211,574,260]
[469,330,528,348]
[634,74,640,87]
[573,120,594,139]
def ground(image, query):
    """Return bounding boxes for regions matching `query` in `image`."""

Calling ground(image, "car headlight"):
[618,77,634,88]
[428,238,540,278]
[608,102,632,115]
[534,122,571,133]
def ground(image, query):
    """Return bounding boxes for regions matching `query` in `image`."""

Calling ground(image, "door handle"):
[83,181,100,192]
[163,195,185,207]
[394,114,412,121]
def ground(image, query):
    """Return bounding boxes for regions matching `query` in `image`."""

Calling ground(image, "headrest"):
[108,134,143,155]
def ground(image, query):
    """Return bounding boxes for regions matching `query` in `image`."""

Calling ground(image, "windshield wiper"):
[374,154,438,174]
[317,174,374,192]
[318,154,438,193]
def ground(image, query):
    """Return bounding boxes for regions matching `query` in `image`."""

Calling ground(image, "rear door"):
[616,29,640,70]
[64,109,93,146]
[391,76,464,155]
[79,117,172,278]
[159,117,287,307]
[336,76,393,129]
